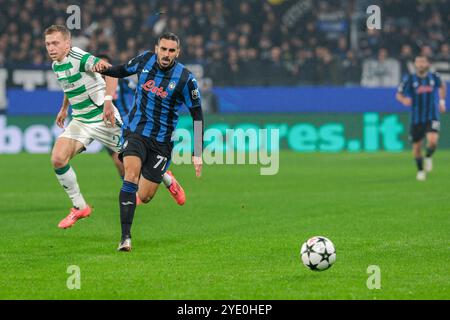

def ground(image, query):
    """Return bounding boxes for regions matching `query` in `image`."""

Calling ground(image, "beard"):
[159,57,175,69]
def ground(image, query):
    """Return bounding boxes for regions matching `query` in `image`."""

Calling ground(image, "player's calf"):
[137,176,160,204]
[138,193,154,204]
[108,150,125,177]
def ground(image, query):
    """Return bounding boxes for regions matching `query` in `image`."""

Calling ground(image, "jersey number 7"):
[153,155,168,171]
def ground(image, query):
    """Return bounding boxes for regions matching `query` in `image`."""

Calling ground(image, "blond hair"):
[44,25,71,39]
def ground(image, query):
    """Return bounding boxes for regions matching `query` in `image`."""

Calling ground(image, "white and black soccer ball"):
[300,236,336,271]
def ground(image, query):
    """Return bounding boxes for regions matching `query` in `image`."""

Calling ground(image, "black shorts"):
[119,131,172,184]
[409,120,440,143]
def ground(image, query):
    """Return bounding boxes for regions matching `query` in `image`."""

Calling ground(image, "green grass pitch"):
[0,151,449,299]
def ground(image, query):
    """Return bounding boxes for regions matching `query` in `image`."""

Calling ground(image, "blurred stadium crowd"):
[0,0,449,87]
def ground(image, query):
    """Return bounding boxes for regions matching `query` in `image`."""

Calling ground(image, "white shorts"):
[59,119,122,153]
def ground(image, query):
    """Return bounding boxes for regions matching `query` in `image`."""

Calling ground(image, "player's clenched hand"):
[192,156,202,177]
[401,97,412,107]
[103,101,115,127]
[56,109,68,128]
[92,59,111,73]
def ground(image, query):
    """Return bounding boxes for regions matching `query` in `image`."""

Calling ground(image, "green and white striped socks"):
[54,164,87,209]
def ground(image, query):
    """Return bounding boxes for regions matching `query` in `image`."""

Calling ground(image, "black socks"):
[425,147,436,158]
[415,157,424,171]
[119,181,138,240]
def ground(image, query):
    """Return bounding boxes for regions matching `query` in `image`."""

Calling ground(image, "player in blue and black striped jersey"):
[396,55,447,181]
[97,54,185,207]
[95,33,204,251]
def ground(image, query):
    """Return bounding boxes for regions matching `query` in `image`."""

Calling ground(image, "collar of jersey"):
[415,71,431,79]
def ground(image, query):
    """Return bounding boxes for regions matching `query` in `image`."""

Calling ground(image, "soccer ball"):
[300,236,336,271]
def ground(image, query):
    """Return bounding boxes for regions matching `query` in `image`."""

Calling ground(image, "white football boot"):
[416,170,426,181]
[118,238,132,252]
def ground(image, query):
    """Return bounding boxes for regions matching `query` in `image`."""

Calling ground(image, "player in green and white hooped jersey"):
[44,24,122,229]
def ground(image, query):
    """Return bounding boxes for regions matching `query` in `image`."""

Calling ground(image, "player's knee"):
[124,171,140,184]
[51,153,68,169]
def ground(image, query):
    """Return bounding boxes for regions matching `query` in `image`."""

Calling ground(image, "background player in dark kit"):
[396,55,447,181]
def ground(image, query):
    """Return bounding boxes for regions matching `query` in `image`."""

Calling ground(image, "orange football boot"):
[166,171,185,205]
[58,205,92,229]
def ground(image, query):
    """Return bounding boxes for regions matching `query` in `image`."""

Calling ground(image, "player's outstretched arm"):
[56,94,70,128]
[91,59,112,73]
[99,51,152,78]
[439,82,447,113]
[100,64,134,78]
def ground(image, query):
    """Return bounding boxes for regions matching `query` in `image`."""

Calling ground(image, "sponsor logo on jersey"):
[416,85,433,94]
[141,80,169,98]
[63,83,75,90]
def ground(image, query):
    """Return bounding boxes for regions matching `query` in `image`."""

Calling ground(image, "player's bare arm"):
[103,76,118,127]
[439,82,447,113]
[56,94,69,128]
[189,106,204,177]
